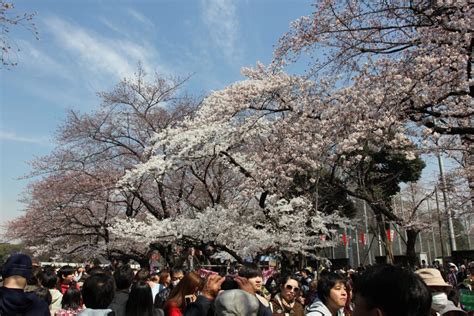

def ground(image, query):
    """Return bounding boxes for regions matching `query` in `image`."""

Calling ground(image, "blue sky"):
[1,0,316,226]
[0,0,453,229]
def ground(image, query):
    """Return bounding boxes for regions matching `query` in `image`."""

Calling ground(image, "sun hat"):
[415,268,452,288]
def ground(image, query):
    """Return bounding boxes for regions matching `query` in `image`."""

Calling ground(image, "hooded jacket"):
[305,299,332,316]
[0,287,50,316]
[305,299,344,316]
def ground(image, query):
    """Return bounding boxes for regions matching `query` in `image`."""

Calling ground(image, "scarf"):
[275,293,296,313]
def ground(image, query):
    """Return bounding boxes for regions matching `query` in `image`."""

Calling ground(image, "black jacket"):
[184,295,214,316]
[108,290,129,316]
[0,287,50,316]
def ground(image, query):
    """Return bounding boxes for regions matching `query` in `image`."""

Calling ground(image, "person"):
[150,272,162,303]
[155,268,181,308]
[460,263,474,313]
[215,289,260,316]
[34,286,53,306]
[183,248,200,272]
[416,268,458,316]
[305,271,346,316]
[183,274,225,316]
[125,281,162,316]
[457,265,467,285]
[55,286,84,316]
[163,271,203,316]
[300,269,313,295]
[25,265,43,292]
[43,267,64,315]
[304,279,319,306]
[109,264,135,316]
[78,273,115,315]
[150,250,165,273]
[265,271,280,298]
[270,275,304,316]
[159,270,172,290]
[0,253,50,315]
[238,263,272,316]
[58,266,78,295]
[351,264,431,316]
[447,264,459,287]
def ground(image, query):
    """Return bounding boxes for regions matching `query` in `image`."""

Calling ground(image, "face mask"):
[172,280,180,287]
[431,292,448,312]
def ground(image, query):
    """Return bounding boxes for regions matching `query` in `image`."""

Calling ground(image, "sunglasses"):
[285,284,300,293]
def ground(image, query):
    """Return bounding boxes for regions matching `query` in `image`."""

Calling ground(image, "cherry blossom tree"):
[118,63,419,262]
[273,0,473,202]
[1,1,38,67]
[4,69,201,263]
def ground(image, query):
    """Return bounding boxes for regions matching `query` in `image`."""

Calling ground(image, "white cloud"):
[127,9,155,29]
[0,131,50,145]
[100,17,124,34]
[16,40,74,82]
[43,16,166,83]
[200,0,241,63]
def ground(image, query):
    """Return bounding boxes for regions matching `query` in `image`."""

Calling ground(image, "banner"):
[386,228,392,242]
[359,233,367,246]
[342,233,348,246]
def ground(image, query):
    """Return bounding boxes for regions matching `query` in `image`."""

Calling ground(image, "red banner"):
[359,233,366,245]
[342,233,348,246]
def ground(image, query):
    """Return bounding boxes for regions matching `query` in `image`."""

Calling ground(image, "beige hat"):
[415,268,452,288]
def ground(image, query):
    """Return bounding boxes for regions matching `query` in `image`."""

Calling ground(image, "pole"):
[344,225,350,263]
[355,227,360,267]
[435,187,447,261]
[426,236,432,264]
[397,223,403,255]
[437,154,457,252]
[427,197,438,259]
[419,232,424,253]
[363,201,373,265]
[399,194,408,241]
[465,216,472,249]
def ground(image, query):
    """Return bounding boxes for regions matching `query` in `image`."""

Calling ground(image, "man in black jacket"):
[0,253,50,315]
[109,264,135,316]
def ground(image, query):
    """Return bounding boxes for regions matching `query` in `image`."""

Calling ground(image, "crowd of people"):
[0,252,473,316]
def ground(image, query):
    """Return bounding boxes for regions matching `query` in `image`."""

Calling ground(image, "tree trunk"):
[281,251,295,275]
[406,229,419,268]
[376,214,394,264]
[461,133,474,207]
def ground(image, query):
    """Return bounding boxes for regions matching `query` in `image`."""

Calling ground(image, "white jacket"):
[49,288,63,315]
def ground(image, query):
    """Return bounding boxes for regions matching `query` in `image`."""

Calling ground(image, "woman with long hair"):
[126,281,161,316]
[163,272,203,316]
[55,286,83,316]
[159,270,171,290]
[270,275,305,316]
